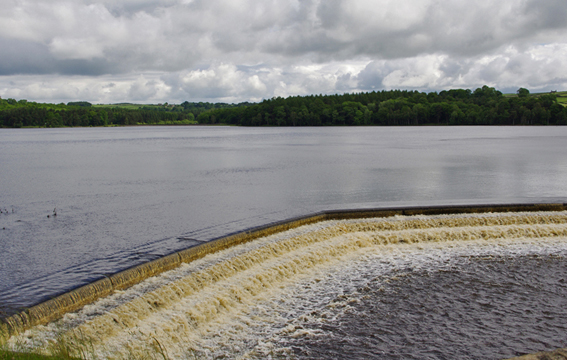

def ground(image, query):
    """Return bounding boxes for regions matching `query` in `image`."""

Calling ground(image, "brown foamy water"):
[7,211,567,359]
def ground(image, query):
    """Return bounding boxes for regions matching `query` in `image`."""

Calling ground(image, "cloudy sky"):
[1,0,567,104]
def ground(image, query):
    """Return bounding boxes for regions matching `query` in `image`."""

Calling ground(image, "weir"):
[1,203,566,356]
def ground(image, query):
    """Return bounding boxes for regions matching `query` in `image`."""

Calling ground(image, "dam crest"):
[2,203,567,359]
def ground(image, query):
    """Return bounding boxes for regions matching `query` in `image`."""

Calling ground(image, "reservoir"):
[1,126,567,358]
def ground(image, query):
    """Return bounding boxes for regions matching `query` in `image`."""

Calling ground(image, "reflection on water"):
[1,126,567,315]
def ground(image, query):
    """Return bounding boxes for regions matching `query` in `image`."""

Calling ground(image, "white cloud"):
[1,0,567,102]
[128,75,171,100]
[356,43,567,93]
[0,73,170,104]
[49,37,105,60]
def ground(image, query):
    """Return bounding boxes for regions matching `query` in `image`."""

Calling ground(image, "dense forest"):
[196,86,567,126]
[0,99,251,128]
[1,86,566,128]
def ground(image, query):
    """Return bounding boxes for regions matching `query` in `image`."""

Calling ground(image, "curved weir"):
[2,203,567,358]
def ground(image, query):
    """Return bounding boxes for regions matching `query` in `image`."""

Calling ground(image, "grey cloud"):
[308,1,567,59]
[2,0,567,103]
[0,37,122,76]
[478,57,508,82]
[316,0,344,29]
[335,73,355,91]
[5,0,567,76]
[439,58,472,79]
[0,38,55,75]
[128,78,160,100]
[357,61,389,90]
[4,42,567,105]
[524,0,567,30]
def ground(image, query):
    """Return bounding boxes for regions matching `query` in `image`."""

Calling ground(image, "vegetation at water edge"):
[1,86,566,128]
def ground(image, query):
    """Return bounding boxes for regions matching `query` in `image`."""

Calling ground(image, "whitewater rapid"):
[7,211,567,359]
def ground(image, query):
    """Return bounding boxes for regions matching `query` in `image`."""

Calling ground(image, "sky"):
[1,0,567,104]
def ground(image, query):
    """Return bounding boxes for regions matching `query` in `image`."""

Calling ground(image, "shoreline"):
[507,348,567,359]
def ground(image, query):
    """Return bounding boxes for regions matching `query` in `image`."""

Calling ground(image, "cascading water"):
[6,211,567,359]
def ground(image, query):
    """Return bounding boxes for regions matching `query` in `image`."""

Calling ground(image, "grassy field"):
[93,103,169,110]
[504,90,567,106]
[555,91,567,106]
[136,120,199,125]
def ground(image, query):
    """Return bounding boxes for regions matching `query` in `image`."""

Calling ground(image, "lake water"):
[1,125,567,318]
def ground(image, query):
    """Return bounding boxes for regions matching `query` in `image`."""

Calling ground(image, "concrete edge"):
[504,348,567,359]
[1,202,566,343]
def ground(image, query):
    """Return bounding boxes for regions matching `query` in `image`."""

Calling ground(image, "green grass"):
[555,91,567,106]
[93,103,146,110]
[503,90,567,106]
[504,90,565,97]
[136,120,198,125]
[1,330,172,360]
[93,103,177,110]
[0,350,75,360]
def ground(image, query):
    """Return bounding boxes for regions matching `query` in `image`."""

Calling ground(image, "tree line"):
[0,98,254,128]
[1,86,566,128]
[0,100,192,128]
[196,86,567,126]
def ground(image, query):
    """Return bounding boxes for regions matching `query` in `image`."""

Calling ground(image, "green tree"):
[517,88,530,98]
[274,106,286,126]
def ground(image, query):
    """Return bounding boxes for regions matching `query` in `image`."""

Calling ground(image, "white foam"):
[8,211,567,359]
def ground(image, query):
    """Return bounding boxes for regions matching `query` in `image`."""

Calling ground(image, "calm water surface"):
[1,126,567,316]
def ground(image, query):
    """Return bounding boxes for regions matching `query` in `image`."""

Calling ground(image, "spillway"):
[3,207,567,359]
